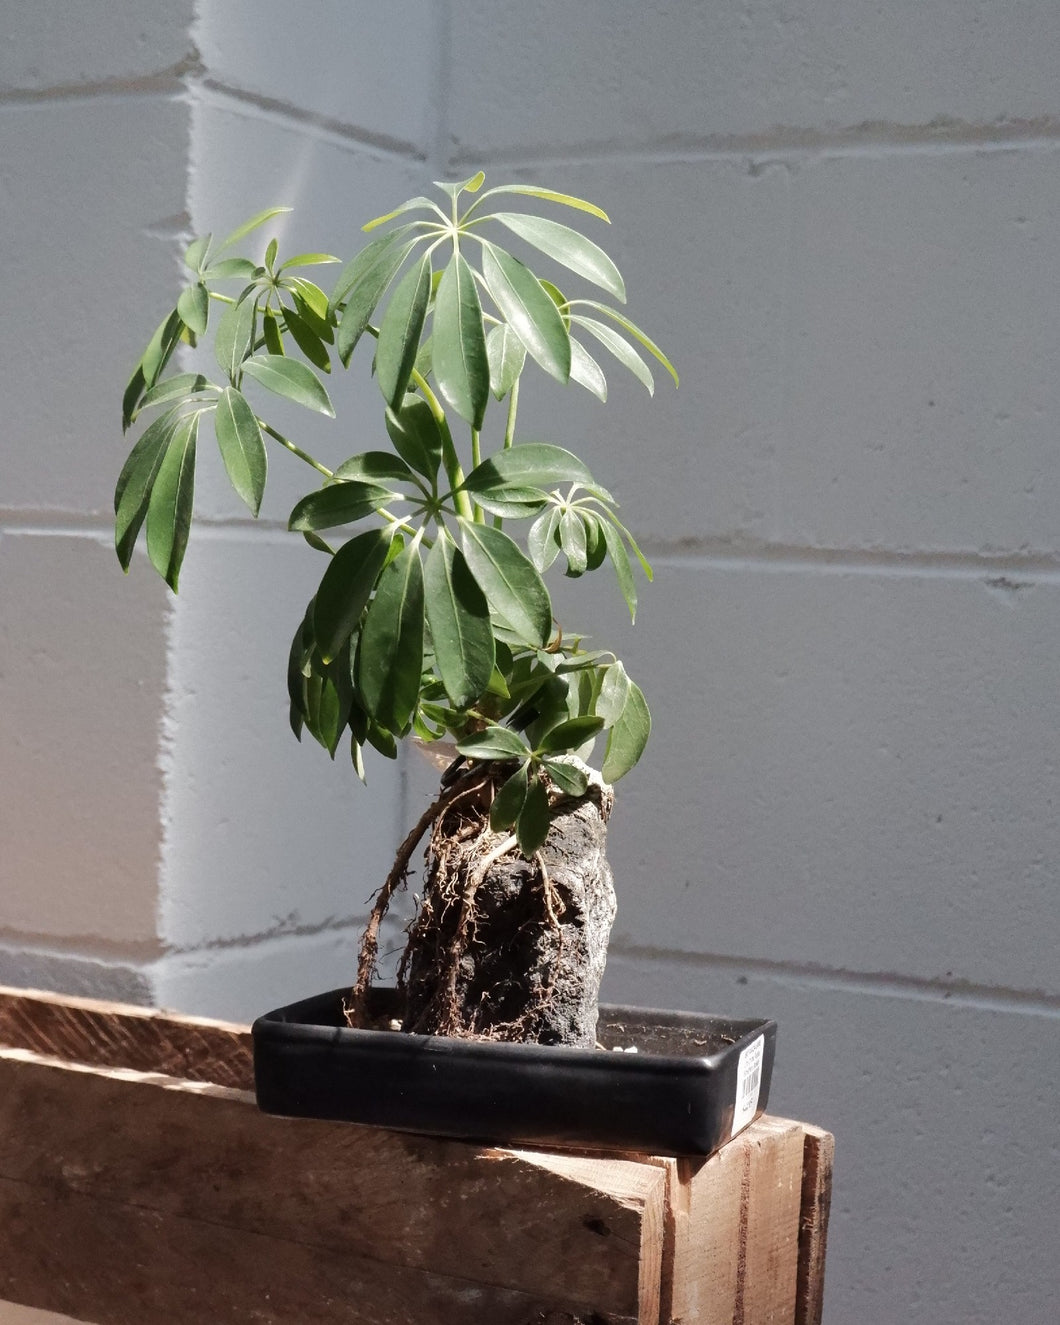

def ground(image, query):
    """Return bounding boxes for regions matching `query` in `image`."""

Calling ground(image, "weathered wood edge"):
[794,1123,835,1325]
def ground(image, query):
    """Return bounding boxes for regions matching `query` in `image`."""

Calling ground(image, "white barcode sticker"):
[731,1035,765,1137]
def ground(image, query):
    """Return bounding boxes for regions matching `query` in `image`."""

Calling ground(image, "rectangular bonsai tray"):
[253,987,776,1156]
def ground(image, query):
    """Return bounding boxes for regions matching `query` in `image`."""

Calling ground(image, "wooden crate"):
[0,985,832,1325]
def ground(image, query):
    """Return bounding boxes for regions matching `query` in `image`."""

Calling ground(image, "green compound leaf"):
[433,251,490,430]
[137,373,212,414]
[376,251,432,409]
[312,527,392,663]
[127,310,185,424]
[516,772,551,855]
[385,397,444,487]
[595,661,632,727]
[333,229,420,362]
[570,314,654,394]
[459,518,552,648]
[214,295,258,379]
[456,725,531,762]
[435,171,485,201]
[542,758,589,798]
[362,196,447,232]
[358,535,425,734]
[424,533,495,709]
[486,323,527,400]
[474,185,610,223]
[463,486,549,521]
[527,505,563,572]
[242,353,334,416]
[281,304,331,373]
[114,409,180,570]
[205,257,258,282]
[599,516,638,621]
[288,279,335,340]
[573,301,678,387]
[176,282,209,337]
[289,480,395,532]
[536,714,604,755]
[462,442,595,495]
[490,212,625,302]
[217,207,291,255]
[481,241,570,384]
[569,339,607,402]
[489,761,530,831]
[184,235,211,274]
[559,507,588,576]
[279,252,340,271]
[333,451,417,486]
[262,307,284,356]
[146,412,199,591]
[214,386,267,516]
[602,677,651,782]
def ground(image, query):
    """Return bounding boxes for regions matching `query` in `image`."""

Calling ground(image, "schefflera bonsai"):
[116,173,676,1047]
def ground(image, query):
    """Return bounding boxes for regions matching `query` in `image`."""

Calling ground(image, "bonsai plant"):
[115,172,776,1153]
[118,172,677,1049]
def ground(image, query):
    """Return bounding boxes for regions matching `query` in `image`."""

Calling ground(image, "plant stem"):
[470,428,485,523]
[380,508,426,542]
[259,420,333,479]
[503,378,519,450]
[492,379,521,530]
[410,368,473,521]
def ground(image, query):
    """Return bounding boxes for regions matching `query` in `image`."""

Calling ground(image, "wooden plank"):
[661,1117,810,1325]
[0,988,832,1324]
[512,1148,667,1325]
[738,1116,805,1323]
[662,1144,743,1323]
[0,986,251,1089]
[0,1047,664,1324]
[0,1177,645,1325]
[794,1125,835,1325]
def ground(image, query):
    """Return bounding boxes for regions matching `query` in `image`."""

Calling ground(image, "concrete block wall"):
[2,3,1059,1320]
[0,2,194,1001]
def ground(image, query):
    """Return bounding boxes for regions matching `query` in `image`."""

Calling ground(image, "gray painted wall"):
[2,4,1059,1320]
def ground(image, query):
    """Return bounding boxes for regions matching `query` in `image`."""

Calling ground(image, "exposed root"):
[352,755,616,1046]
[345,767,488,1028]
[441,832,519,1016]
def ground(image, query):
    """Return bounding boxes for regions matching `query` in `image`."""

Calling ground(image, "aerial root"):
[345,768,488,1028]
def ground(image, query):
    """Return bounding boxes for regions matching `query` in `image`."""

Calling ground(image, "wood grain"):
[0,985,251,1089]
[0,1177,646,1325]
[736,1116,805,1323]
[0,1047,662,1324]
[660,1117,809,1324]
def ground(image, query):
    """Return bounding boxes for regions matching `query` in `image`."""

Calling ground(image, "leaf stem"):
[470,428,485,523]
[493,378,521,530]
[382,508,430,544]
[258,420,334,479]
[503,377,520,450]
[410,368,473,521]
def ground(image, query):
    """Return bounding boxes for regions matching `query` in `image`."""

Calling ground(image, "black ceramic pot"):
[253,987,775,1157]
